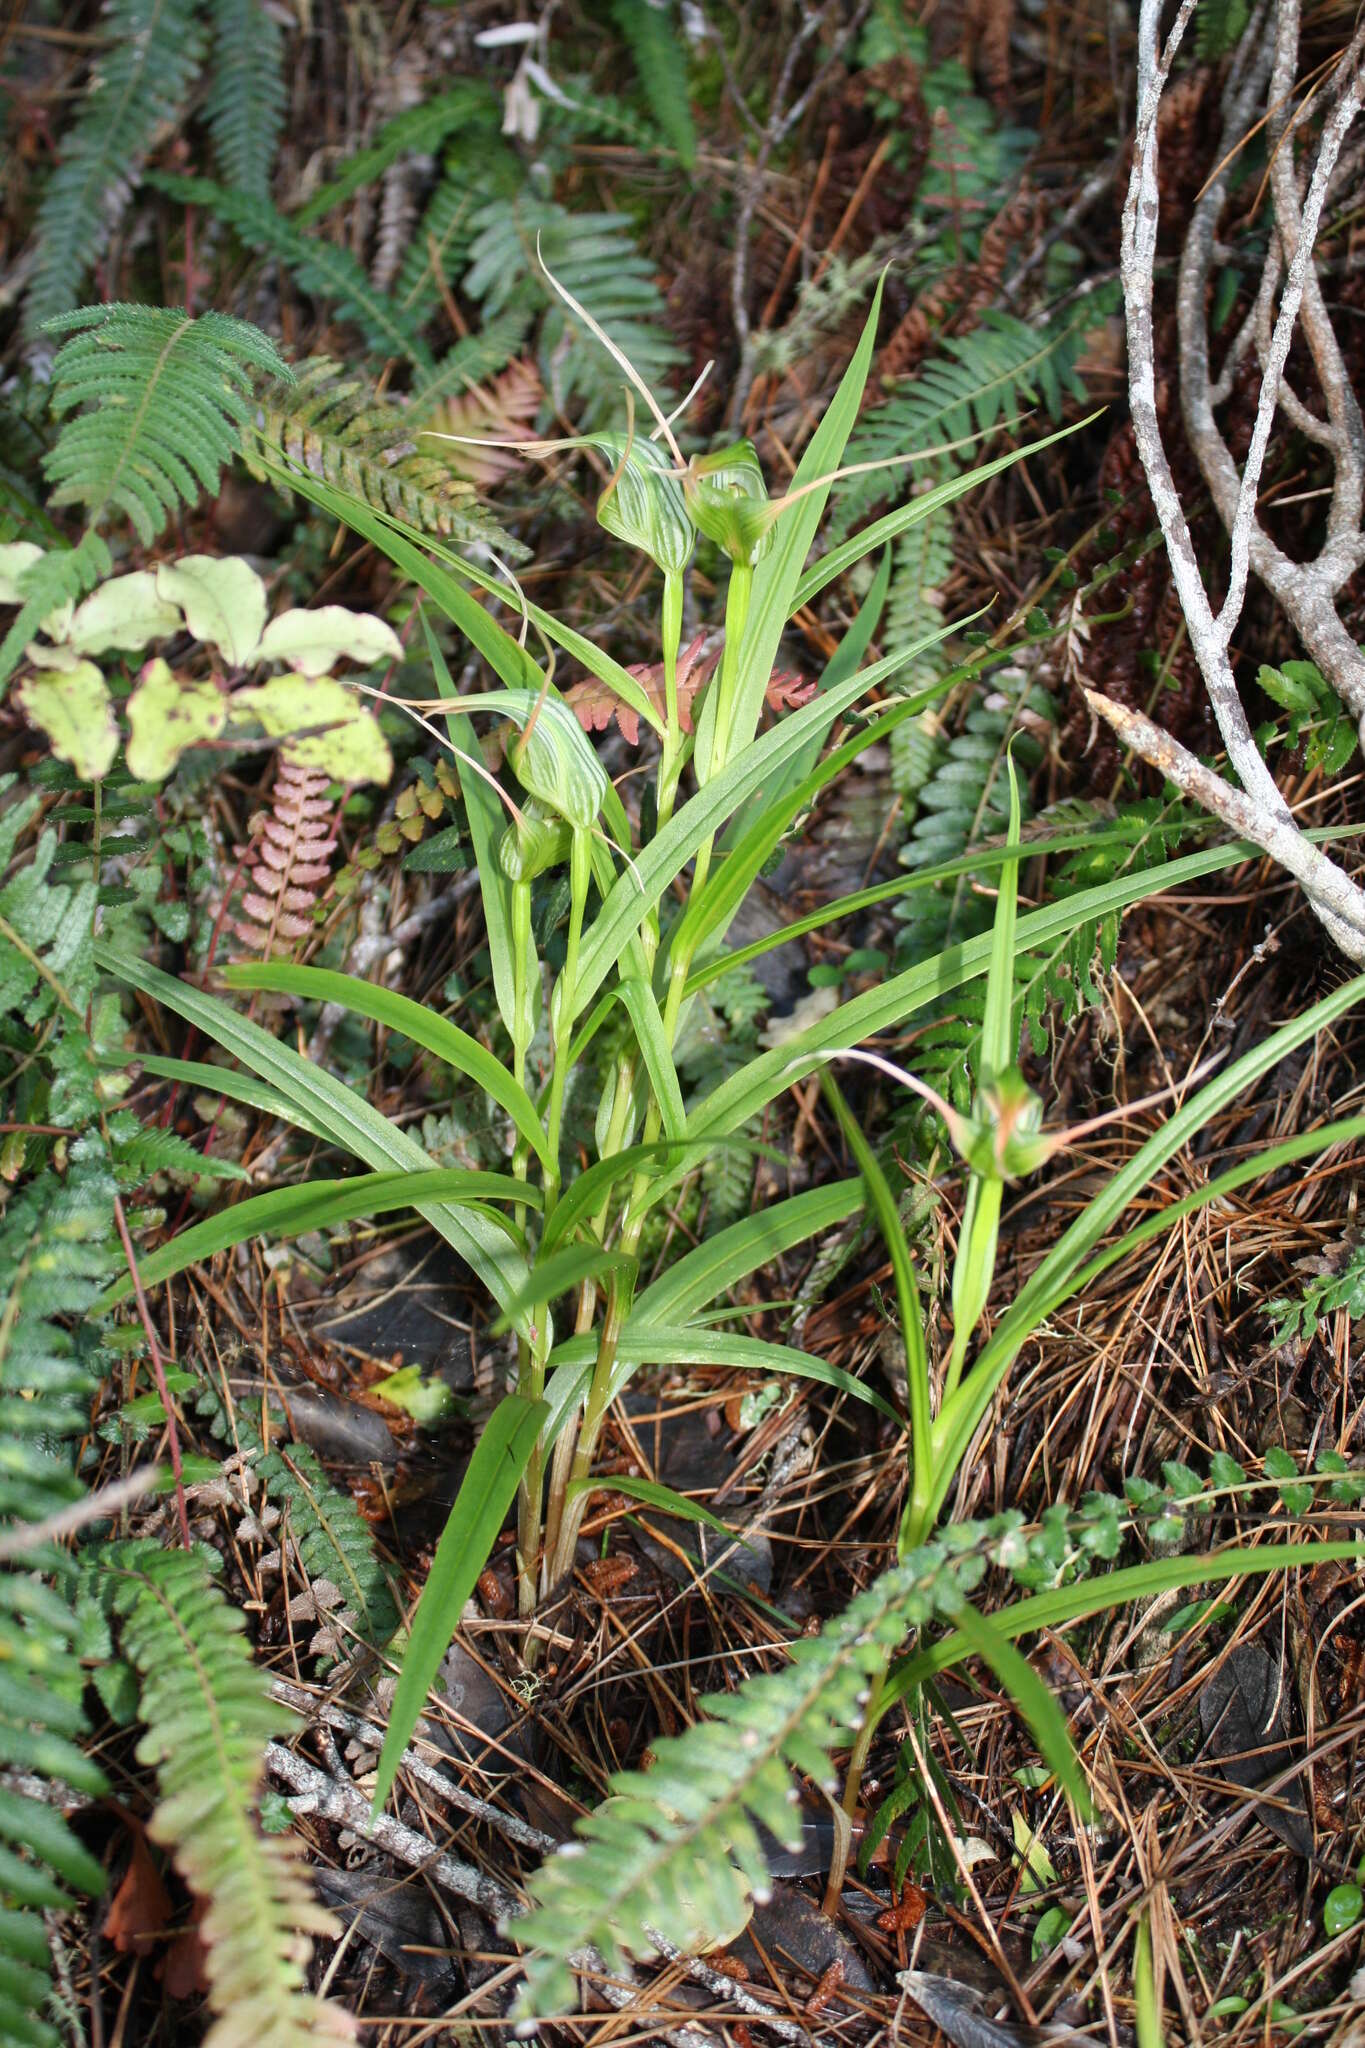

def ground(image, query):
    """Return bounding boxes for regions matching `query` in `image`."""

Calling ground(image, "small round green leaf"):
[1324,1884,1363,1936]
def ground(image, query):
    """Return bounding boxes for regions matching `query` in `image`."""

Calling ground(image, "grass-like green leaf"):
[615,976,686,1140]
[372,1392,547,1812]
[930,969,1365,1523]
[490,1245,637,1336]
[221,961,552,1170]
[566,1472,735,1539]
[97,1167,537,1307]
[884,1542,1365,1711]
[539,1324,900,1444]
[95,945,532,1330]
[947,1599,1090,1817]
[791,419,1093,615]
[685,842,1256,1144]
[630,1180,865,1326]
[114,1052,333,1141]
[573,639,932,1019]
[727,277,885,753]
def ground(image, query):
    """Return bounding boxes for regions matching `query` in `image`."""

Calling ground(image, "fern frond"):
[0,1143,117,2045]
[899,679,1053,880]
[245,357,522,553]
[204,0,287,200]
[295,84,501,228]
[96,1541,352,2048]
[464,199,682,427]
[394,153,521,326]
[1268,1239,1365,1346]
[42,304,290,542]
[512,1498,1130,2016]
[406,313,534,420]
[150,173,434,370]
[24,0,206,337]
[833,299,1111,538]
[192,1378,399,1656]
[229,756,336,958]
[609,0,697,165]
[515,1540,954,2012]
[106,1109,246,1186]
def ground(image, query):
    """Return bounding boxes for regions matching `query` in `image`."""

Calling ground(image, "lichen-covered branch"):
[1120,0,1365,960]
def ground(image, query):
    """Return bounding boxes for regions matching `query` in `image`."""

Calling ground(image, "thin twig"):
[111,1191,190,1549]
[0,1469,159,1561]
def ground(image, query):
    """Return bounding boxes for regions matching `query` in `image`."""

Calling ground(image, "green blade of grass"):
[630,1179,865,1326]
[115,1052,334,1141]
[929,970,1365,1524]
[947,1598,1090,1818]
[96,1167,537,1307]
[565,1473,735,1540]
[791,419,1094,614]
[372,1391,547,1812]
[221,961,552,1171]
[423,613,519,1049]
[538,1323,900,1445]
[616,975,686,1141]
[684,841,1257,1145]
[573,639,933,1020]
[883,1542,1365,1711]
[727,275,885,754]
[490,1245,637,1336]
[95,944,533,1332]
[263,459,666,738]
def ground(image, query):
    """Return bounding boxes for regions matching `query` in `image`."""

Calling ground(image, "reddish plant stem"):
[112,1191,190,1548]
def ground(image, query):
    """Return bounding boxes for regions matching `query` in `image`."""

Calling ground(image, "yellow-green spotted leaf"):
[15,655,118,779]
[231,673,393,785]
[257,604,403,677]
[0,542,44,604]
[68,572,183,656]
[126,658,228,781]
[156,555,268,667]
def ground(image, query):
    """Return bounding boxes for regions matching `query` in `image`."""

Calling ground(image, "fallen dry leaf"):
[106,1828,173,1956]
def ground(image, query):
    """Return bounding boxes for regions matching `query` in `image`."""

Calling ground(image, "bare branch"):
[1119,0,1365,960]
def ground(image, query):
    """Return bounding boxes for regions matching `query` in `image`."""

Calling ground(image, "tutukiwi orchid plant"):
[93,278,1362,1874]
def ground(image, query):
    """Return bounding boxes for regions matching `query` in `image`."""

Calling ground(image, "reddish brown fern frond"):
[232,758,337,961]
